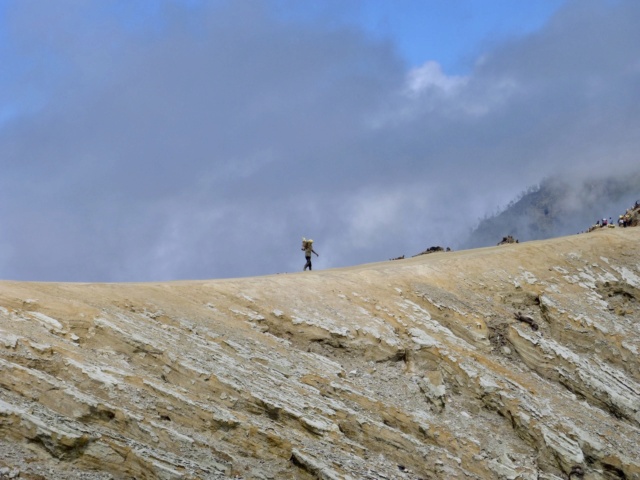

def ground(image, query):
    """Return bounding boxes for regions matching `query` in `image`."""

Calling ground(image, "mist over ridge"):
[1,1,640,282]
[460,170,640,250]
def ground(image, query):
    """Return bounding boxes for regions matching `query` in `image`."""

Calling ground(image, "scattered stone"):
[514,311,539,330]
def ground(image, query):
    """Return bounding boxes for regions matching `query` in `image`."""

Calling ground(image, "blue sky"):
[337,0,566,71]
[0,0,567,126]
[0,0,639,282]
[268,1,567,72]
[0,0,567,73]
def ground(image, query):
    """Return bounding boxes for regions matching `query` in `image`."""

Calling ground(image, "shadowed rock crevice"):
[597,281,640,317]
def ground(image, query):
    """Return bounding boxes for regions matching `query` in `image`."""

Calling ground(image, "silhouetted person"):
[301,238,319,271]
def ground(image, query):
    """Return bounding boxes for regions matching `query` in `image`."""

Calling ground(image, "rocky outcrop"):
[0,228,639,479]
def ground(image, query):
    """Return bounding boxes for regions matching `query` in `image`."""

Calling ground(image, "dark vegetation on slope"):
[462,171,640,249]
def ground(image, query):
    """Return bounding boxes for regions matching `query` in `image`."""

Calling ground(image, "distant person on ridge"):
[301,237,319,271]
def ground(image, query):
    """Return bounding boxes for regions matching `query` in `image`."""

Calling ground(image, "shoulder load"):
[302,237,313,249]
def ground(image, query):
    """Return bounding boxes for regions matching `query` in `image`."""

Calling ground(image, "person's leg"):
[304,256,311,270]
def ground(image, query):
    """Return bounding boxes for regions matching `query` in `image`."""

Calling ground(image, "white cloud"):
[344,189,410,246]
[405,61,467,96]
[1,0,639,281]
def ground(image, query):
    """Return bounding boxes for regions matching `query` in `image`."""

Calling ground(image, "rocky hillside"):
[462,173,640,249]
[1,228,639,480]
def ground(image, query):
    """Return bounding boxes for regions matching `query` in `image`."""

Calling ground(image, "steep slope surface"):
[1,228,639,479]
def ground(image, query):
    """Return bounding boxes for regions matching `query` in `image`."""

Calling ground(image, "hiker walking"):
[302,237,319,271]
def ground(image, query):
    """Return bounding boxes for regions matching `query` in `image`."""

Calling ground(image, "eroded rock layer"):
[1,228,639,479]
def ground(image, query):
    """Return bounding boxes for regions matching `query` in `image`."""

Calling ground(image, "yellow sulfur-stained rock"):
[0,228,639,479]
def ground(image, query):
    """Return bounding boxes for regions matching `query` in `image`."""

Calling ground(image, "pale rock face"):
[0,228,639,479]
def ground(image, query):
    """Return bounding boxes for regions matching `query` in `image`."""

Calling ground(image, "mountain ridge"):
[1,228,639,479]
[462,173,640,249]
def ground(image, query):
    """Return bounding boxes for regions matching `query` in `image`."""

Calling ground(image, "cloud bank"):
[1,0,639,281]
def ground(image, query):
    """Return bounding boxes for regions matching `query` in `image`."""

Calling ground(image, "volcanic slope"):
[1,228,639,479]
